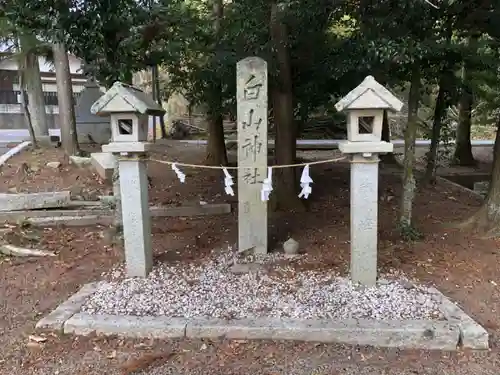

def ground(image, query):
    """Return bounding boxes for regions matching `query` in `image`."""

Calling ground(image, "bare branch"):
[423,0,440,9]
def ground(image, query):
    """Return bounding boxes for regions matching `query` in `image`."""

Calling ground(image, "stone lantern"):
[335,75,403,286]
[91,82,165,277]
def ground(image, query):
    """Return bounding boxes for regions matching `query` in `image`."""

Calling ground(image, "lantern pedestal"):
[103,143,152,278]
[339,141,393,286]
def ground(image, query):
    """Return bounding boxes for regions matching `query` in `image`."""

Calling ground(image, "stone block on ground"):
[473,181,489,197]
[0,191,71,212]
[149,203,231,217]
[28,215,113,227]
[283,238,299,255]
[46,161,61,169]
[70,155,92,167]
[91,152,116,181]
[0,208,112,222]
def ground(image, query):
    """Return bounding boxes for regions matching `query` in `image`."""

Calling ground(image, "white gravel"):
[82,250,444,320]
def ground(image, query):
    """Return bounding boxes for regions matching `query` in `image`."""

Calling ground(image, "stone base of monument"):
[36,252,488,350]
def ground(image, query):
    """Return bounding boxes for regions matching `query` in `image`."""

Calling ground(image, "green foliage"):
[3,0,500,131]
[397,221,424,242]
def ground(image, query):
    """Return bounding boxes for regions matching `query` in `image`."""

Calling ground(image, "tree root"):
[456,204,500,239]
[0,243,56,257]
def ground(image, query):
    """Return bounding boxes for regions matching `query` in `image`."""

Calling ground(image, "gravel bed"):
[82,251,444,320]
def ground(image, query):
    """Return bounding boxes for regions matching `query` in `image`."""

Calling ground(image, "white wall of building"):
[0,54,83,75]
[11,82,86,94]
[0,54,87,93]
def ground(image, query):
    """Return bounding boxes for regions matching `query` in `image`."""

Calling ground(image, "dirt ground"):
[1,142,500,375]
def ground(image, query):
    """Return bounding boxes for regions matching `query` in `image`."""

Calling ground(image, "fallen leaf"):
[120,352,177,375]
[233,340,248,344]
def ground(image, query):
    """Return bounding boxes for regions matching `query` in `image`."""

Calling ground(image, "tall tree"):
[423,14,456,183]
[453,63,476,165]
[462,116,500,235]
[53,42,79,155]
[205,0,228,165]
[0,18,50,142]
[269,1,301,210]
[424,69,455,183]
[18,73,38,148]
[19,35,50,140]
[400,62,421,229]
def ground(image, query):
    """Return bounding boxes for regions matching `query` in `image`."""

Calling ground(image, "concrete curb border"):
[428,287,489,349]
[62,313,460,350]
[35,282,105,332]
[436,176,483,199]
[37,282,489,350]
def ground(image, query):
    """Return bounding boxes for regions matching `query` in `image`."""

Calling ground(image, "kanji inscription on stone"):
[237,57,268,254]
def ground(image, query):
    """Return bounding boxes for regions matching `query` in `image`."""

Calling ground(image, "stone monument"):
[335,76,403,285]
[91,82,165,277]
[237,57,268,254]
[74,80,111,144]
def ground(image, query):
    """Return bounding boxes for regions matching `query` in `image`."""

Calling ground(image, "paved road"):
[0,129,57,154]
[0,128,61,143]
[0,129,495,147]
[0,128,494,156]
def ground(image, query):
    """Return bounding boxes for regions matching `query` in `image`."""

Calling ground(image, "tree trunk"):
[151,66,158,143]
[153,67,167,139]
[380,110,398,164]
[453,65,476,166]
[205,0,228,166]
[53,42,80,156]
[424,18,454,182]
[270,2,302,211]
[424,70,452,183]
[19,36,49,140]
[206,112,228,165]
[453,35,478,166]
[461,116,500,236]
[17,65,38,148]
[400,63,421,229]
[20,88,38,148]
[297,103,309,137]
